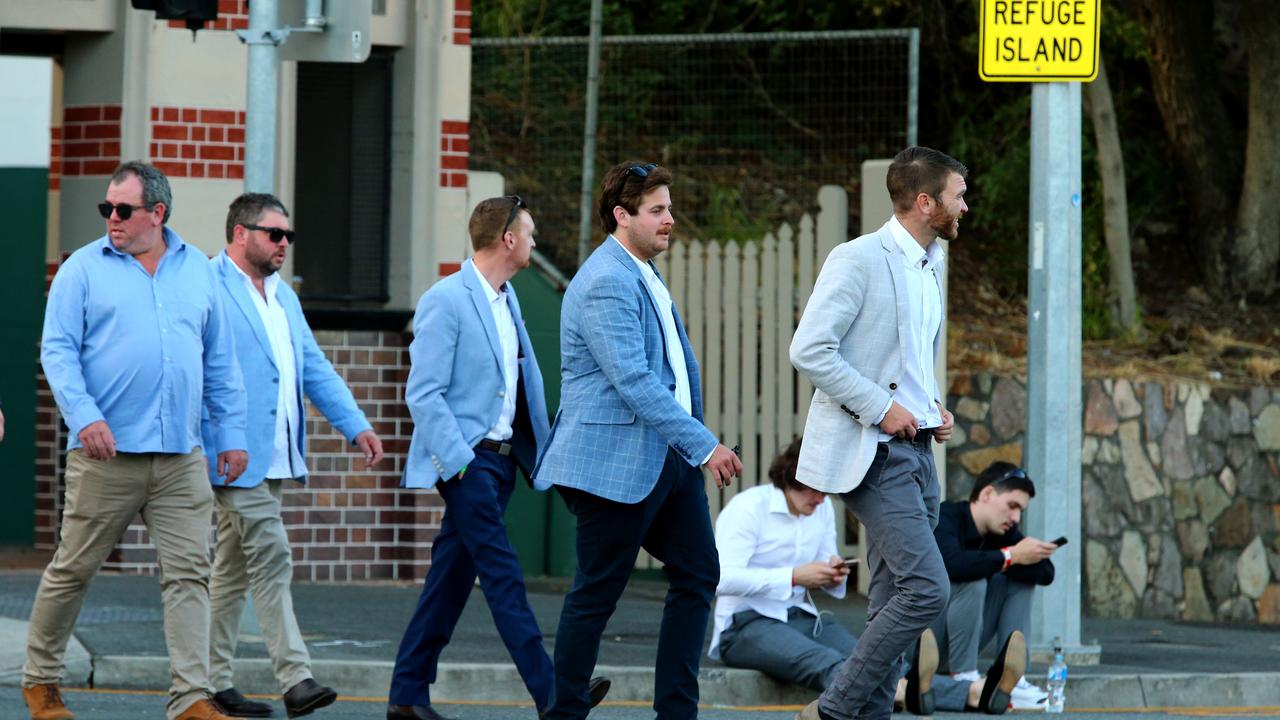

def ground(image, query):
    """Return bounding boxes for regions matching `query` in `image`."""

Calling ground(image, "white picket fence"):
[640,185,852,566]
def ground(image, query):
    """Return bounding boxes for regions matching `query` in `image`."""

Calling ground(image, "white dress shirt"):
[875,215,944,439]
[616,236,694,415]
[230,262,306,479]
[709,484,845,660]
[471,262,519,442]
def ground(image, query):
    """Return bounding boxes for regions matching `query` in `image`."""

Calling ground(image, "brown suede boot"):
[174,698,238,720]
[22,684,74,720]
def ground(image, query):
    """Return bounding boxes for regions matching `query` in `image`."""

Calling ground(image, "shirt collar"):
[888,215,945,268]
[468,259,506,305]
[767,485,793,516]
[99,226,185,258]
[612,233,659,281]
[227,253,281,300]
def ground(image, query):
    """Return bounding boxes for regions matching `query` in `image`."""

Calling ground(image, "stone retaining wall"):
[946,374,1280,623]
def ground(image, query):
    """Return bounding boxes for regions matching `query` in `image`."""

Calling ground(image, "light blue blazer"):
[202,252,371,488]
[533,236,718,503]
[402,259,551,490]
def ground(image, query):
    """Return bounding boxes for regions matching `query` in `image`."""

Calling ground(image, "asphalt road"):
[4,688,1278,720]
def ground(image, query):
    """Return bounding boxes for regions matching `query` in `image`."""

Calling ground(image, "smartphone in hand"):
[1051,536,1068,547]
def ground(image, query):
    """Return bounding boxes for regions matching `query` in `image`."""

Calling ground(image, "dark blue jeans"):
[546,448,718,720]
[388,445,554,709]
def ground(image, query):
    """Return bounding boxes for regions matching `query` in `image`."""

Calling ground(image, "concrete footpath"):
[1,570,1278,711]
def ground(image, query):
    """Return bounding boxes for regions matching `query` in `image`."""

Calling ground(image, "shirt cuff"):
[700,446,716,466]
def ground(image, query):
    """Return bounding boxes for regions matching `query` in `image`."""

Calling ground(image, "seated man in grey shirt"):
[713,439,1024,716]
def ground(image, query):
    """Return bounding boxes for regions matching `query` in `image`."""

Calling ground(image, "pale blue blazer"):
[533,237,718,503]
[202,252,371,488]
[402,259,551,490]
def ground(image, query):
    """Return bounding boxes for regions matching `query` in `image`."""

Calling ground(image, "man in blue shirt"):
[25,161,248,720]
[204,192,383,719]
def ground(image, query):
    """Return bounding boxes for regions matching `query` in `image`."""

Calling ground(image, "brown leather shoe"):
[175,698,238,720]
[22,684,74,720]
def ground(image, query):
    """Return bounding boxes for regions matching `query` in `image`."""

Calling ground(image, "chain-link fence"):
[471,29,918,272]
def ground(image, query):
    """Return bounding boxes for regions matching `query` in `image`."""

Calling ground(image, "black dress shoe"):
[213,688,274,717]
[905,628,938,715]
[587,676,612,708]
[386,704,460,720]
[978,630,1026,715]
[282,678,337,718]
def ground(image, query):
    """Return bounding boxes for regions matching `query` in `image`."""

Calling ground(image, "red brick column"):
[150,106,246,179]
[61,105,122,177]
[453,0,471,45]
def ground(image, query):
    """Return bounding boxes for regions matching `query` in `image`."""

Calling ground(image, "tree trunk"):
[1134,0,1240,293]
[1084,58,1141,337]
[1233,0,1280,297]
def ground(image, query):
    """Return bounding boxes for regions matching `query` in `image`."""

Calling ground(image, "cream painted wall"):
[148,21,248,109]
[62,29,127,105]
[0,0,117,31]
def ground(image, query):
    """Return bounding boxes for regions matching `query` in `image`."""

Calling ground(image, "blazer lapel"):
[217,252,276,367]
[879,226,913,362]
[604,237,671,349]
[462,259,505,373]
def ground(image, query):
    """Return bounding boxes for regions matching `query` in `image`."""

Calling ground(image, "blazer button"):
[668,384,676,391]
[270,409,276,415]
[272,377,279,384]
[889,382,898,390]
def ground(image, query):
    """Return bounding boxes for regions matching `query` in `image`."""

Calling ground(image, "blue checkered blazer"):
[532,236,719,503]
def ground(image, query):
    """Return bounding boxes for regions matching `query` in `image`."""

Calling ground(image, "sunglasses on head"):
[501,195,527,235]
[98,202,153,221]
[625,163,657,180]
[241,223,297,244]
[996,467,1029,484]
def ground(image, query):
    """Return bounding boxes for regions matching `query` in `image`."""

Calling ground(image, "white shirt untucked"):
[471,262,519,442]
[877,215,944,439]
[231,262,306,479]
[709,484,845,660]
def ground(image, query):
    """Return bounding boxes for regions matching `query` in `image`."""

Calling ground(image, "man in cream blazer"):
[790,147,965,720]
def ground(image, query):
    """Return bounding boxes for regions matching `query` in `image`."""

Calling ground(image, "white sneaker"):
[950,669,982,683]
[1011,675,1048,709]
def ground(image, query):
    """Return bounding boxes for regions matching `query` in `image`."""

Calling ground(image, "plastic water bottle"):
[1045,639,1067,713]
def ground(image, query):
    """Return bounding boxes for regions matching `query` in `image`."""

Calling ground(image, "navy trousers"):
[546,448,719,720]
[388,445,554,709]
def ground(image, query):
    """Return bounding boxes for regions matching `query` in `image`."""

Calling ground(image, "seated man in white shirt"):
[712,439,1023,716]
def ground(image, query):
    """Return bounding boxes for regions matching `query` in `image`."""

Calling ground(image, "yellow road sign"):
[979,0,1100,82]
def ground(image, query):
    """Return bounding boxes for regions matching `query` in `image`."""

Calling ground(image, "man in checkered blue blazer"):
[534,161,742,720]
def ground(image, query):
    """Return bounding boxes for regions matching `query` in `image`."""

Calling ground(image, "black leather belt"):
[477,438,512,456]
[893,428,934,447]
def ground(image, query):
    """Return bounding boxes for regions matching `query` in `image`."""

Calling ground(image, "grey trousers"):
[209,479,312,694]
[820,440,950,720]
[718,607,858,690]
[931,573,1034,675]
[718,605,975,711]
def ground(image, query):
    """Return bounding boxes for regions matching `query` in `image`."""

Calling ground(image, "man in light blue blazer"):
[390,197,610,720]
[202,193,383,719]
[536,162,742,720]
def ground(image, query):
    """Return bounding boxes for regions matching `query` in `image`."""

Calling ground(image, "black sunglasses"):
[98,202,153,220]
[501,195,527,235]
[625,163,657,180]
[241,223,297,244]
[996,467,1029,484]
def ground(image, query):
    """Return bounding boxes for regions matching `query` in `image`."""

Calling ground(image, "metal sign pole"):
[244,0,280,192]
[1024,81,1096,662]
[576,0,603,267]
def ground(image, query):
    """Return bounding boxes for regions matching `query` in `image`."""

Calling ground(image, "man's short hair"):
[597,160,673,234]
[469,196,528,252]
[969,461,1036,502]
[885,146,968,213]
[111,161,173,224]
[768,436,817,493]
[225,193,289,243]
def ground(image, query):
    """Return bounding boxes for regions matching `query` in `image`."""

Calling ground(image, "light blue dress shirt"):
[41,227,247,455]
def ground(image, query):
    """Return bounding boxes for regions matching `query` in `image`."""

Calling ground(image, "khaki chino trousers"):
[208,479,311,694]
[23,449,215,719]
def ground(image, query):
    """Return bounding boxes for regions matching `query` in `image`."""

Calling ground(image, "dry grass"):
[1245,356,1280,382]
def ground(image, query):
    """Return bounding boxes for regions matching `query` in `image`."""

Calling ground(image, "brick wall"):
[453,0,471,45]
[34,282,442,580]
[168,0,249,32]
[150,106,246,180]
[439,119,468,189]
[61,105,122,177]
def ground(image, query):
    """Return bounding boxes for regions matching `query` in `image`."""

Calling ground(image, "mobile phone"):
[1051,536,1068,547]
[836,557,860,567]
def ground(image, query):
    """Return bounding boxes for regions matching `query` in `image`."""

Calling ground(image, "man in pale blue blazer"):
[390,197,611,720]
[202,193,383,719]
[536,162,742,720]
